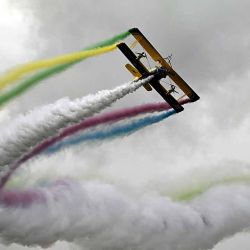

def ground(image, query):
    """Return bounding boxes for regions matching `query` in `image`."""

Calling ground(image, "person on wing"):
[135,52,147,60]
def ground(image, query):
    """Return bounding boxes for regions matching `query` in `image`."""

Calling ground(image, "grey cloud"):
[7,0,250,144]
[11,0,250,115]
[3,0,248,161]
[163,0,250,85]
[1,2,250,249]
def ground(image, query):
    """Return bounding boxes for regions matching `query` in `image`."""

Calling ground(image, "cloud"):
[17,0,250,85]
[164,0,250,84]
[0,0,40,71]
[9,0,250,126]
[1,1,250,249]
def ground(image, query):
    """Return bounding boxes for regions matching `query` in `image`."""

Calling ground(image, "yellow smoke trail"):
[0,44,117,91]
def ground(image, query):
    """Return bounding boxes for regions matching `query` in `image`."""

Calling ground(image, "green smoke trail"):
[171,175,250,201]
[0,31,130,106]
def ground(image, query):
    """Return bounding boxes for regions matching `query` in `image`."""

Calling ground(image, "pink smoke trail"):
[0,189,45,207]
[0,99,190,188]
[0,179,69,207]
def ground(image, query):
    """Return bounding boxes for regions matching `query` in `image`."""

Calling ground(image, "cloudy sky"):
[0,0,250,249]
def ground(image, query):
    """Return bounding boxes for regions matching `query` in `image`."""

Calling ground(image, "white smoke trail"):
[0,180,250,250]
[0,76,153,169]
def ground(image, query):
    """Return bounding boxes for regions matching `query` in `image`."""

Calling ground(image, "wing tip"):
[190,93,200,102]
[129,27,140,34]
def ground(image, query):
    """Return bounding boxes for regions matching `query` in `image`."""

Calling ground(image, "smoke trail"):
[45,98,188,156]
[0,76,152,168]
[0,188,46,207]
[0,44,117,91]
[47,109,176,154]
[0,179,250,250]
[173,175,250,202]
[0,100,190,188]
[0,30,130,106]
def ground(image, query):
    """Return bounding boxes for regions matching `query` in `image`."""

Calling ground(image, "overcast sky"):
[1,0,250,249]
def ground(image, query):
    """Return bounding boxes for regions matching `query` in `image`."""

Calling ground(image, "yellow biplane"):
[117,28,199,112]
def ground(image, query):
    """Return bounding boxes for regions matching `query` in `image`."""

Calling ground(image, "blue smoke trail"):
[46,109,176,154]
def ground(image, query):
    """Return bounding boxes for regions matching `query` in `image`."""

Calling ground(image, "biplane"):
[117,28,199,112]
